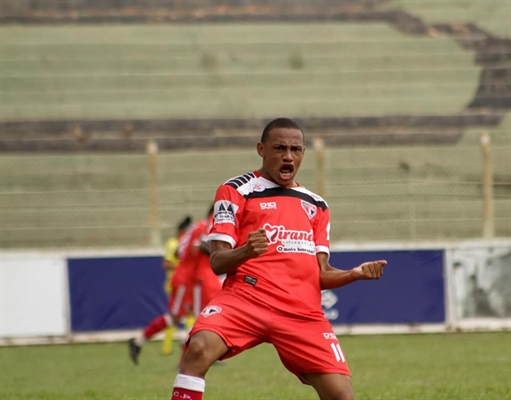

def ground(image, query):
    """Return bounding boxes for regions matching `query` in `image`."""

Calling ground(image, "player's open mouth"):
[279,165,294,179]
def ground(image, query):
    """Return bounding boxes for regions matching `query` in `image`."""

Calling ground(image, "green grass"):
[1,332,510,399]
[0,22,479,121]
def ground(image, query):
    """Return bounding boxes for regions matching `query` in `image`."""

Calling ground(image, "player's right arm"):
[209,229,268,275]
[208,181,267,275]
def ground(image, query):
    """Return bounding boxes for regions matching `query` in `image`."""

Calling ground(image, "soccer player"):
[129,214,205,365]
[191,205,222,319]
[162,216,193,295]
[161,215,192,355]
[170,118,387,400]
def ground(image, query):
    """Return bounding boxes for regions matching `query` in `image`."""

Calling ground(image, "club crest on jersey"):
[201,305,222,318]
[301,200,317,219]
[213,200,239,226]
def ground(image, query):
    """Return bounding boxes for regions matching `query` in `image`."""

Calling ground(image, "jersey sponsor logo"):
[213,200,239,226]
[323,332,337,340]
[260,201,277,210]
[301,200,317,219]
[251,183,265,192]
[263,223,316,255]
[201,305,222,318]
[244,275,258,285]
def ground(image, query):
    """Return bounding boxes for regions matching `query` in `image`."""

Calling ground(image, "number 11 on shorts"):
[331,343,345,363]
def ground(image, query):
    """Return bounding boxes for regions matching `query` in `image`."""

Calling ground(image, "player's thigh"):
[302,373,354,400]
[271,318,351,380]
[181,330,229,376]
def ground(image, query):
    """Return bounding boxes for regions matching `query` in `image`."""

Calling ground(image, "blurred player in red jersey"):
[191,205,222,318]
[171,118,387,400]
[161,215,193,355]
[129,208,218,365]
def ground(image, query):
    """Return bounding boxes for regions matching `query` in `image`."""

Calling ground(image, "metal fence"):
[1,122,509,249]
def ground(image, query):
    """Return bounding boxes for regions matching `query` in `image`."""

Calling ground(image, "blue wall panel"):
[68,256,167,332]
[68,250,445,332]
[323,250,445,324]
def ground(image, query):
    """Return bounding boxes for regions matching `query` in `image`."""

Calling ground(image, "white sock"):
[135,335,146,347]
[173,374,205,392]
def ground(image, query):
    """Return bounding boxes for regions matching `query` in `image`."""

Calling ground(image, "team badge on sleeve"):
[213,200,239,226]
[301,200,317,220]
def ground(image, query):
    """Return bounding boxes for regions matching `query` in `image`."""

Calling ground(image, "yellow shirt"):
[164,237,180,265]
[163,236,179,293]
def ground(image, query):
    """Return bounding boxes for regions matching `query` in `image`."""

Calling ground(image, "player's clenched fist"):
[245,228,268,258]
[352,260,387,280]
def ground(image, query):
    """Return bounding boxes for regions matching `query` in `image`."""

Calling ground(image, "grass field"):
[1,332,510,400]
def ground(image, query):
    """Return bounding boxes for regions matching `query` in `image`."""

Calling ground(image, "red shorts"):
[167,284,193,317]
[187,289,351,383]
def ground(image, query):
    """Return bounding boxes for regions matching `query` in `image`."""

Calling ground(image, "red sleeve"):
[207,184,245,248]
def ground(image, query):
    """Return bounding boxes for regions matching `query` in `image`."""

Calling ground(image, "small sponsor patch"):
[244,275,258,286]
[260,201,277,210]
[213,200,239,226]
[322,332,337,340]
[201,305,222,318]
[252,183,265,192]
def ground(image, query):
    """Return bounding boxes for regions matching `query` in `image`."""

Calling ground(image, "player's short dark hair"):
[260,118,304,143]
[177,215,192,231]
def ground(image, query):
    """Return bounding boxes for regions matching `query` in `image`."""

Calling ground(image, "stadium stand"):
[0,0,509,247]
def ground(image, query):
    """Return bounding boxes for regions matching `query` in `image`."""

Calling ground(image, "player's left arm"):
[314,203,386,289]
[317,252,387,290]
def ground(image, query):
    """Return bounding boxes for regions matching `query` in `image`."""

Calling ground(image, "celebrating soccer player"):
[171,118,387,400]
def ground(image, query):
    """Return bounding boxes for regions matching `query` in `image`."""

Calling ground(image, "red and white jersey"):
[207,170,330,317]
[171,221,203,287]
[193,217,222,290]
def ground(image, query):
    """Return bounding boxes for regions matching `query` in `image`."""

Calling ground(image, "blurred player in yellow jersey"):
[161,215,193,355]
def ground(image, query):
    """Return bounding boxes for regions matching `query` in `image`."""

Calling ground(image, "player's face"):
[257,127,305,188]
